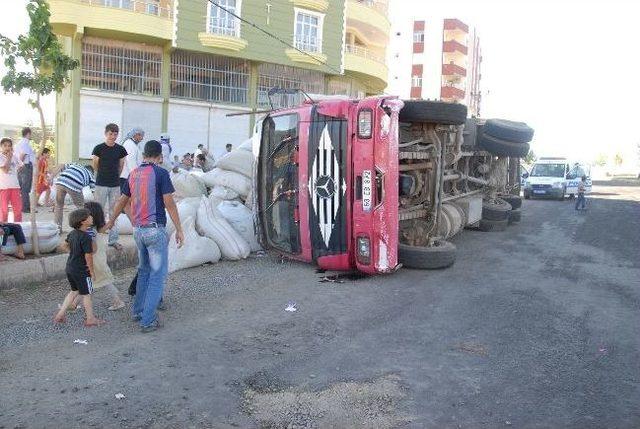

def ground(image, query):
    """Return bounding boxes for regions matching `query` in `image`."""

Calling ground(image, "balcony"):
[442,63,466,77]
[443,40,468,55]
[346,0,390,36]
[444,18,469,33]
[49,0,174,41]
[344,44,388,92]
[441,84,465,100]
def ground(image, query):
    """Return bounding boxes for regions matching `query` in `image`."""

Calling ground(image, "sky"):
[0,0,639,165]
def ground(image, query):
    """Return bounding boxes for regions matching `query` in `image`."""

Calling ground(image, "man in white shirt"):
[194,144,204,158]
[120,127,144,188]
[14,127,35,214]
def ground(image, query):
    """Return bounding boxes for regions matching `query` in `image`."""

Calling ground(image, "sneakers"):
[140,317,163,333]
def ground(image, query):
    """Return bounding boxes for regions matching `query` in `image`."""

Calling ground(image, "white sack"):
[200,168,251,198]
[170,171,207,198]
[115,214,133,235]
[238,138,253,152]
[210,186,240,201]
[195,196,250,261]
[1,222,60,255]
[82,186,94,202]
[217,200,261,252]
[215,149,254,178]
[168,217,221,273]
[166,197,201,236]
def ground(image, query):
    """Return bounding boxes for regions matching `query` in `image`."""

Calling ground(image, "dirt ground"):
[1,181,639,429]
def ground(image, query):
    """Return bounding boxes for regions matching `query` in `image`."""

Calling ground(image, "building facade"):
[48,0,389,162]
[387,16,482,117]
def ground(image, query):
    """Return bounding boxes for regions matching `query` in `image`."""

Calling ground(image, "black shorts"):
[67,272,93,295]
[120,177,128,193]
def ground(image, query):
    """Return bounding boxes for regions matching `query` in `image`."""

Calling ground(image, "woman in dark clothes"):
[0,222,26,260]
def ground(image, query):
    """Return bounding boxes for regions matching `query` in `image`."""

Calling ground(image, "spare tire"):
[400,100,467,125]
[484,119,534,143]
[478,132,530,158]
[479,218,508,232]
[398,240,456,270]
[509,209,522,224]
[498,194,522,210]
[482,198,512,221]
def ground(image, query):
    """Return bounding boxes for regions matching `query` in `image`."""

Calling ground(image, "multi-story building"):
[48,0,389,162]
[387,16,482,117]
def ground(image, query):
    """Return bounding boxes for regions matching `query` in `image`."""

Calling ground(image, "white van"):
[523,157,592,200]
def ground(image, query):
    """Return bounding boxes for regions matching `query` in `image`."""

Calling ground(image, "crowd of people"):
[1,123,232,332]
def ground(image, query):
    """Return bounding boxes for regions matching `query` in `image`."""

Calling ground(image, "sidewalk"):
[0,204,139,290]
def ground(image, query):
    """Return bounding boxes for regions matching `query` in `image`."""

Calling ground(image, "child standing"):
[36,148,52,207]
[53,208,104,326]
[0,138,23,222]
[76,202,125,311]
[575,175,587,211]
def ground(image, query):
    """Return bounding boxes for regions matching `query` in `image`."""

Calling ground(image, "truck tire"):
[484,119,534,143]
[478,132,530,158]
[479,218,508,232]
[400,100,467,125]
[509,209,522,224]
[398,240,456,270]
[482,198,512,221]
[498,194,522,210]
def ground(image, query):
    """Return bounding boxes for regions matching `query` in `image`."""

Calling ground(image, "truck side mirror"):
[522,172,529,179]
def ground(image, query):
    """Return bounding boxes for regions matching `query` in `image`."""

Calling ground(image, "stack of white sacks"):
[117,139,260,273]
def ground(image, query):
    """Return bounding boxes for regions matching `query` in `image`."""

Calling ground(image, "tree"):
[524,150,537,165]
[0,0,78,254]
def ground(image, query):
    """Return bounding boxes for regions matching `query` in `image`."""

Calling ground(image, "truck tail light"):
[358,109,372,139]
[356,236,371,265]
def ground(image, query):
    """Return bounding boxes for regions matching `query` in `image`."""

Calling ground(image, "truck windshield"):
[530,163,565,177]
[260,114,300,254]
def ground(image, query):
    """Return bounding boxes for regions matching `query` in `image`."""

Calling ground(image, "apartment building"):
[48,0,389,162]
[387,16,482,117]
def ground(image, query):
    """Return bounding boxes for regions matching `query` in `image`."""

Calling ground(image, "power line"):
[204,0,388,95]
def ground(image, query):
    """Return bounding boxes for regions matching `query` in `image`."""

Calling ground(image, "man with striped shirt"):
[54,164,95,233]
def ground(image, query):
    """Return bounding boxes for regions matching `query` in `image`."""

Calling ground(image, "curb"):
[0,245,138,291]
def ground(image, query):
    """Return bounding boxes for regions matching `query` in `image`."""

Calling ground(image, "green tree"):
[524,150,537,165]
[0,0,78,254]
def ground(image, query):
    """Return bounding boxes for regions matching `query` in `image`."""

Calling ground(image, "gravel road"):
[1,181,639,429]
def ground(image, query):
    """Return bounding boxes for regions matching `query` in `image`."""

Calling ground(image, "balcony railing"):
[345,44,384,64]
[80,0,173,19]
[351,0,388,16]
[442,63,466,77]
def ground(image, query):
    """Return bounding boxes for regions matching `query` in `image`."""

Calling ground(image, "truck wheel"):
[483,119,534,143]
[398,240,456,270]
[498,194,522,210]
[482,198,512,221]
[479,218,508,232]
[400,100,467,125]
[509,209,522,224]
[478,132,530,158]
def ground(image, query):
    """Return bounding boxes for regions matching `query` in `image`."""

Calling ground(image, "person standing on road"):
[92,123,127,250]
[0,138,23,223]
[575,175,587,211]
[53,164,95,233]
[14,127,34,214]
[120,127,144,189]
[107,140,184,333]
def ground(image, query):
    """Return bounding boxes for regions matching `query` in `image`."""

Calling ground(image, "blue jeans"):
[575,193,586,210]
[133,226,168,327]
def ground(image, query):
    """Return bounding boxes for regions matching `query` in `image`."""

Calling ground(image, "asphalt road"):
[1,181,639,429]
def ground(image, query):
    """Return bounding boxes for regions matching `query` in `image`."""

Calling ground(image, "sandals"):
[108,301,126,311]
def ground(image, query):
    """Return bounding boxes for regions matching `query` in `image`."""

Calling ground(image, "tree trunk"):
[29,94,47,256]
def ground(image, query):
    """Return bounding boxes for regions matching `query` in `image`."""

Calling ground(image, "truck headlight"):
[356,236,371,265]
[358,109,372,139]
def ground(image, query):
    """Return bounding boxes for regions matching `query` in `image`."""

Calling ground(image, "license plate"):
[533,190,546,194]
[362,170,372,212]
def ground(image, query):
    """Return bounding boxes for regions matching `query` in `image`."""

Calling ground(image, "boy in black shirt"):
[53,208,104,327]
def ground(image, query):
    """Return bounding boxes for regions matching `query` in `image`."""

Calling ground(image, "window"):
[530,163,566,178]
[207,0,241,37]
[170,50,249,105]
[413,31,424,43]
[146,0,159,15]
[102,0,133,9]
[294,9,324,53]
[260,114,301,254]
[411,75,422,87]
[81,37,162,96]
[257,63,324,109]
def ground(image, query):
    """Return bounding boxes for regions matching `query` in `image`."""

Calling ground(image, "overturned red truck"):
[253,96,533,274]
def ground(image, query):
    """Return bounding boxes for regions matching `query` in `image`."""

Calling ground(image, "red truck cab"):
[255,96,404,274]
